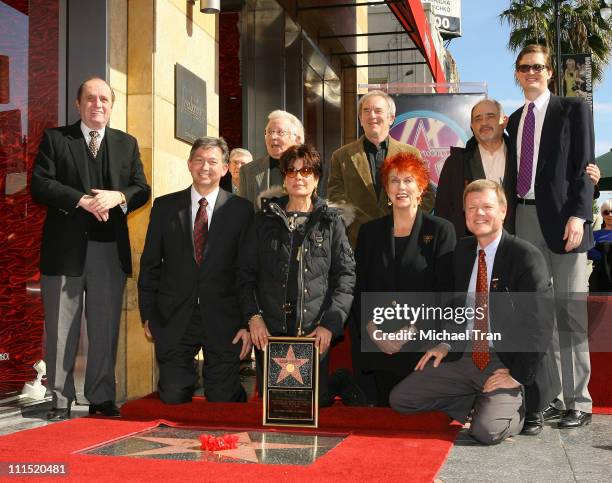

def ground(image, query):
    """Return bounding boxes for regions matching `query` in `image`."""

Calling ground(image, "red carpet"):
[0,405,459,483]
[588,296,612,406]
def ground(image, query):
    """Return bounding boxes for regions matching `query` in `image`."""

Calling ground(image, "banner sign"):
[389,92,485,188]
[423,0,462,38]
[561,53,593,111]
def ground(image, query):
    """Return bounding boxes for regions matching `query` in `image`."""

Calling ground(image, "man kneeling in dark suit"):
[138,136,253,403]
[390,179,554,444]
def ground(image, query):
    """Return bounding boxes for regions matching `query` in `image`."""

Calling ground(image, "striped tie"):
[517,102,535,198]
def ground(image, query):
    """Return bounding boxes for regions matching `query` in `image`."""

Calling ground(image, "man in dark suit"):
[390,180,554,445]
[31,77,150,420]
[507,44,595,428]
[139,136,253,404]
[435,99,515,237]
[239,110,303,205]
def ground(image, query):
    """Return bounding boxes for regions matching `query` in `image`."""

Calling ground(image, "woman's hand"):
[249,315,270,350]
[306,326,333,355]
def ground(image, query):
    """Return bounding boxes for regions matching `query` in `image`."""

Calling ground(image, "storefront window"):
[0,0,59,398]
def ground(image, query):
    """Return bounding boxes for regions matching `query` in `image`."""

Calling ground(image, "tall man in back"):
[138,137,253,403]
[31,77,151,420]
[508,44,595,428]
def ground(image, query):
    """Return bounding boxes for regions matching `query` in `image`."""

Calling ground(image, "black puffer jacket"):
[239,188,356,338]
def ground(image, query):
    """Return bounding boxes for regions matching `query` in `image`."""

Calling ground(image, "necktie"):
[88,131,100,158]
[472,249,490,371]
[194,198,209,266]
[517,102,535,198]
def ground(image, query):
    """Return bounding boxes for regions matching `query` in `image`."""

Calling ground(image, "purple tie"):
[517,102,535,198]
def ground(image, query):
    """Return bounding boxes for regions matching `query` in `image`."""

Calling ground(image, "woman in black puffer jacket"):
[239,144,356,406]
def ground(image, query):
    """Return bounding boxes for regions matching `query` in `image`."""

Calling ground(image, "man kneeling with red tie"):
[390,179,555,444]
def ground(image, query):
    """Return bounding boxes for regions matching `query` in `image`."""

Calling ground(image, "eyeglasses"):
[603,210,611,216]
[264,129,293,138]
[517,64,548,74]
[284,167,315,178]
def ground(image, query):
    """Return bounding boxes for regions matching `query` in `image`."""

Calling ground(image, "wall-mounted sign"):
[175,63,207,144]
[423,0,462,39]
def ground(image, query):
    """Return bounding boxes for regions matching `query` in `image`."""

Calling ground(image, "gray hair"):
[189,136,229,164]
[358,89,396,118]
[601,199,612,214]
[229,147,253,162]
[470,98,505,121]
[267,110,305,143]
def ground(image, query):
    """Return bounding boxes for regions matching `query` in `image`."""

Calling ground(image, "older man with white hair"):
[228,148,253,195]
[239,110,303,205]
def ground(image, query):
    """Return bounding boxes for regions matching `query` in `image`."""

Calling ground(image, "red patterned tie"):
[194,198,208,266]
[472,249,490,371]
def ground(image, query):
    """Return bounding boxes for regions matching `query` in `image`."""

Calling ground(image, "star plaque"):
[263,337,319,428]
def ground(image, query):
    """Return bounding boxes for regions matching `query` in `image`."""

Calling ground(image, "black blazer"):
[435,135,515,237]
[354,210,456,372]
[138,187,254,347]
[451,231,559,410]
[31,121,150,275]
[507,95,594,254]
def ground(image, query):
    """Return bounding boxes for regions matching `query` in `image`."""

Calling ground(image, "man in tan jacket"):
[327,90,431,247]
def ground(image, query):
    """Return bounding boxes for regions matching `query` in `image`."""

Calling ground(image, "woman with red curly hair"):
[353,151,456,406]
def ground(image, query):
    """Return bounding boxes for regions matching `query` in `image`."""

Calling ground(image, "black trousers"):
[155,306,245,404]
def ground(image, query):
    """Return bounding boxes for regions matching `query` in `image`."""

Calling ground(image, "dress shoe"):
[46,407,71,421]
[89,401,120,417]
[557,410,592,428]
[542,403,565,421]
[521,411,543,436]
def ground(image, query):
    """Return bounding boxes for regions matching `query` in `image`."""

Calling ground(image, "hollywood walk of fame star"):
[126,432,321,463]
[409,119,451,184]
[272,345,309,384]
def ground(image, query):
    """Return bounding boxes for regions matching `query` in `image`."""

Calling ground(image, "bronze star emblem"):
[272,345,309,384]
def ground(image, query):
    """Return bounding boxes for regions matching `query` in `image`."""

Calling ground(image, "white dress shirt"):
[190,185,218,231]
[478,142,507,185]
[515,90,550,199]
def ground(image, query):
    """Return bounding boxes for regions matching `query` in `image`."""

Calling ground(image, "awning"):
[387,0,447,83]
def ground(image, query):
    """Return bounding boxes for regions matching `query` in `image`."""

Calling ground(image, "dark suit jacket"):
[354,210,456,373]
[435,135,515,237]
[507,95,595,254]
[138,187,254,348]
[451,231,559,410]
[30,121,150,276]
[239,155,272,207]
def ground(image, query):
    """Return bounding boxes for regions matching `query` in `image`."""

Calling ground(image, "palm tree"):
[500,0,612,86]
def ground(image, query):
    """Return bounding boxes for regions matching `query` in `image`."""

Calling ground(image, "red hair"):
[380,151,429,194]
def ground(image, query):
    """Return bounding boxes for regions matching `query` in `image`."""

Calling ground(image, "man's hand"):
[414,343,449,371]
[143,320,153,341]
[89,189,125,212]
[249,316,270,350]
[306,326,333,355]
[78,195,109,221]
[233,328,252,360]
[482,368,520,393]
[586,163,600,185]
[563,217,584,252]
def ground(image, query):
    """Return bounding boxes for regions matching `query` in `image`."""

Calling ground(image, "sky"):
[446,1,612,158]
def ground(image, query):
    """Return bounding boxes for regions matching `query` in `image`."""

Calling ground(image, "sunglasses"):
[517,64,548,74]
[284,167,315,178]
[603,210,611,216]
